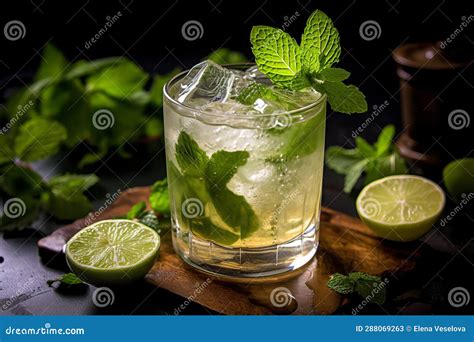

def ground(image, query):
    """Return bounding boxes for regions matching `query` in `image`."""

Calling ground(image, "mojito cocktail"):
[163,62,326,277]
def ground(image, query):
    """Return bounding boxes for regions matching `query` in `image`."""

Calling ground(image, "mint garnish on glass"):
[249,10,367,114]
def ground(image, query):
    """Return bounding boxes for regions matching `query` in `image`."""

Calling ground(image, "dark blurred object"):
[393,42,472,170]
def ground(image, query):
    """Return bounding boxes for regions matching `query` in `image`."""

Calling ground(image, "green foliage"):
[249,10,367,114]
[326,125,408,193]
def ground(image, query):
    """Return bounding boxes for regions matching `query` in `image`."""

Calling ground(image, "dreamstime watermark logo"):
[439,192,473,227]
[92,287,115,307]
[174,278,212,315]
[448,109,470,130]
[181,20,204,41]
[281,11,300,31]
[352,278,390,315]
[448,287,470,307]
[2,277,35,311]
[440,15,474,50]
[84,189,122,226]
[4,20,26,41]
[270,113,293,130]
[92,109,115,130]
[181,198,204,218]
[360,198,381,218]
[270,287,294,308]
[2,198,26,219]
[352,101,390,138]
[0,100,35,134]
[84,11,123,49]
[359,20,381,41]
[4,322,85,336]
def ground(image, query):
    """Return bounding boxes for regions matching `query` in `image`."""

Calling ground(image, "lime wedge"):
[65,219,160,286]
[356,175,445,242]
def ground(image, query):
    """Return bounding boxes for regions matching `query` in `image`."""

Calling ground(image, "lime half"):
[66,219,160,286]
[356,175,445,242]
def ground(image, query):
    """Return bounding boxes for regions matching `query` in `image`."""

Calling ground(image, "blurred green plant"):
[206,48,248,65]
[326,125,408,193]
[0,46,246,231]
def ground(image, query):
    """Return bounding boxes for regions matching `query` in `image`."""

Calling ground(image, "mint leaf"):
[205,150,249,188]
[34,44,67,82]
[344,159,369,193]
[374,125,395,156]
[175,131,209,177]
[45,174,98,220]
[0,164,45,196]
[301,10,341,73]
[355,136,376,158]
[64,58,124,80]
[325,147,365,174]
[14,118,67,162]
[326,125,407,193]
[268,108,325,163]
[0,194,41,232]
[349,272,386,305]
[250,26,308,89]
[205,150,259,238]
[47,273,88,292]
[86,60,149,100]
[317,68,350,82]
[327,273,355,294]
[173,132,259,243]
[40,80,84,118]
[127,201,147,219]
[0,134,16,165]
[314,81,367,114]
[365,150,407,185]
[327,272,387,305]
[47,174,99,191]
[149,178,170,215]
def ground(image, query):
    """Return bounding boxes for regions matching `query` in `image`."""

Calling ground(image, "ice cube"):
[176,60,236,104]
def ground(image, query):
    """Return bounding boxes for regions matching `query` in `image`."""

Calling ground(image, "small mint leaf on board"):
[250,26,309,89]
[349,272,387,305]
[327,272,387,305]
[313,81,367,114]
[327,273,355,294]
[300,10,341,73]
[47,273,88,292]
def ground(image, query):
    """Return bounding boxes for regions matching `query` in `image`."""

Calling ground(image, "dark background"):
[0,0,472,315]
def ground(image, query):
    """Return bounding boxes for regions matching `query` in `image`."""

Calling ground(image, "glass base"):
[172,223,319,278]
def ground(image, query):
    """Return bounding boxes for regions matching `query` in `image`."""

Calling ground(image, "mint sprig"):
[326,125,408,193]
[327,272,387,304]
[250,10,367,114]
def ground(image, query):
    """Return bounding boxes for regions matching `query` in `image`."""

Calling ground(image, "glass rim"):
[163,63,327,119]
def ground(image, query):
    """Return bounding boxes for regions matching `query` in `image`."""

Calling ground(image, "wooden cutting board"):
[38,187,422,315]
